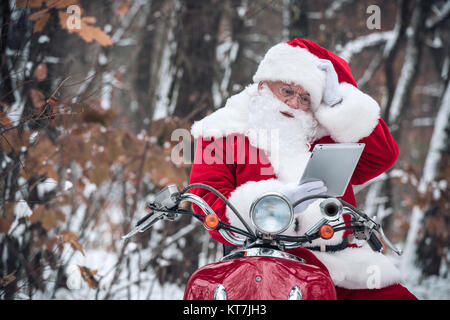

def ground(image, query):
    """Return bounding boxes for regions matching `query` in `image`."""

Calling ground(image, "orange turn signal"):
[319,224,334,240]
[204,214,220,230]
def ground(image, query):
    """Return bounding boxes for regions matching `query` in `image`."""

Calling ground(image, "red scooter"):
[122,183,401,300]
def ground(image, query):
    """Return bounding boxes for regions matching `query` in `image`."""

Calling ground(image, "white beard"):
[247,86,319,183]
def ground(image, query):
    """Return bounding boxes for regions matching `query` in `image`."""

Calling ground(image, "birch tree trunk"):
[401,79,450,278]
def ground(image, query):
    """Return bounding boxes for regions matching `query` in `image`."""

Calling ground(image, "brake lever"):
[121,211,165,241]
[355,215,401,256]
[373,227,403,256]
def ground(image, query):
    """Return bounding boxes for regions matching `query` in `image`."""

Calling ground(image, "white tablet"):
[299,143,365,196]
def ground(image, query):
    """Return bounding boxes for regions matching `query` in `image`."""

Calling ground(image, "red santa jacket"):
[189,118,397,242]
[187,83,405,290]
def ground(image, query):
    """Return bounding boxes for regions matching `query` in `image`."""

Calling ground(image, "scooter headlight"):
[249,193,293,236]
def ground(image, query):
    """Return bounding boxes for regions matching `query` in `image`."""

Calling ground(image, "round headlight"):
[249,193,294,235]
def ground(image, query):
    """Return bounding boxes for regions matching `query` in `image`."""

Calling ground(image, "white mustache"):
[256,87,312,119]
[248,86,319,147]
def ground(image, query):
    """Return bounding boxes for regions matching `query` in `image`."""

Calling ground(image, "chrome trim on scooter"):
[249,192,294,236]
[299,198,344,241]
[213,284,227,300]
[319,198,343,221]
[221,247,305,263]
[288,285,303,300]
[179,193,216,215]
[179,194,246,246]
[218,229,246,246]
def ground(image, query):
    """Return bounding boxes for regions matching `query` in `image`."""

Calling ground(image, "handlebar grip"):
[140,216,162,232]
[136,212,154,226]
[367,232,383,252]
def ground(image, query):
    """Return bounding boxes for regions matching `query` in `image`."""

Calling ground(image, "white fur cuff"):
[314,83,380,143]
[313,244,404,289]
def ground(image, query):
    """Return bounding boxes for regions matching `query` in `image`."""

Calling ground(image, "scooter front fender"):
[184,251,336,300]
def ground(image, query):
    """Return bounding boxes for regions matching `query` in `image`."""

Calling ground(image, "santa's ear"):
[257,81,264,91]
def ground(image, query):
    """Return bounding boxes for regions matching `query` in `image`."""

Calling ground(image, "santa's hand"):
[317,59,343,107]
[279,180,328,214]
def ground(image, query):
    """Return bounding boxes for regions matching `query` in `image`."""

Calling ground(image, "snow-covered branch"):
[336,31,395,63]
[426,0,450,30]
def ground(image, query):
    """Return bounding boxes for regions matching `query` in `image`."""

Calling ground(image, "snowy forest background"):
[0,0,449,300]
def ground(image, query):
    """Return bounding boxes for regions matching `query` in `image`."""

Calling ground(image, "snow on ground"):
[49,247,185,300]
[389,249,450,300]
[9,190,449,300]
[46,242,449,300]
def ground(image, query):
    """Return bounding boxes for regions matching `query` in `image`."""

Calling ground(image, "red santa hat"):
[252,38,357,111]
[192,38,380,144]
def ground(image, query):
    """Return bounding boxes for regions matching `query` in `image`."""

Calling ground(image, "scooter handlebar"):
[123,184,402,255]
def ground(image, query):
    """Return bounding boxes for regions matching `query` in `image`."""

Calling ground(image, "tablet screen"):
[299,143,365,196]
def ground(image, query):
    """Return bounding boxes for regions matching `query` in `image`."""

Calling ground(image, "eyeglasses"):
[278,85,311,107]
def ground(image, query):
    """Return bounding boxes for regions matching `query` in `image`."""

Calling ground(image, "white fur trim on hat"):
[252,43,326,110]
[314,82,381,143]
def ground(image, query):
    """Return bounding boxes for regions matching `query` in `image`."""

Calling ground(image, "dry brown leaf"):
[78,266,98,289]
[58,11,113,47]
[23,153,58,181]
[0,111,11,127]
[34,235,58,251]
[79,24,113,46]
[1,130,30,154]
[0,101,11,110]
[47,0,80,9]
[23,135,55,178]
[81,16,96,24]
[33,12,50,32]
[28,206,47,229]
[117,0,130,17]
[42,165,59,181]
[0,271,16,287]
[60,230,85,256]
[88,163,110,185]
[57,133,92,166]
[29,206,66,231]
[34,63,48,81]
[29,8,50,21]
[46,95,59,106]
[60,230,77,242]
[4,202,15,221]
[16,0,45,8]
[30,88,45,108]
[144,146,189,190]
[81,108,110,126]
[0,216,12,234]
[121,131,140,156]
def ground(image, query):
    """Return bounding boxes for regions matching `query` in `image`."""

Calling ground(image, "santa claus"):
[188,38,417,300]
